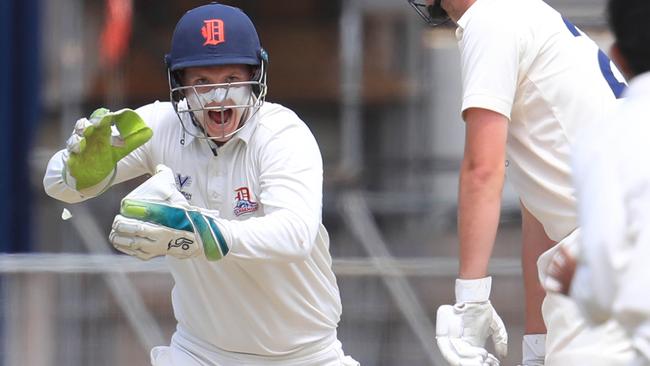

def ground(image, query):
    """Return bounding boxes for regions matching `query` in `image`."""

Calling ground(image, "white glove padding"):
[436,277,508,366]
[109,164,230,261]
[110,215,202,260]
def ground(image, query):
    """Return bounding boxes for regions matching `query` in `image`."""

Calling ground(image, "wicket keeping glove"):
[436,277,508,366]
[109,165,230,261]
[65,108,153,191]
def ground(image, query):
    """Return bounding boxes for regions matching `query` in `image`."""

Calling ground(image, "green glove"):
[65,108,153,190]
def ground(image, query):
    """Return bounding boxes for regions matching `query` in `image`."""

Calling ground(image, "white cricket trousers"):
[537,229,636,366]
[150,328,359,366]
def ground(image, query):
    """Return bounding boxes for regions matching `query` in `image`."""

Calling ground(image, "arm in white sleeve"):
[215,123,324,262]
[43,149,105,203]
[43,147,152,203]
[612,210,650,348]
[613,245,650,359]
[570,130,627,323]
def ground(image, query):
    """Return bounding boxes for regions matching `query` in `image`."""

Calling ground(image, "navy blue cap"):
[166,3,262,70]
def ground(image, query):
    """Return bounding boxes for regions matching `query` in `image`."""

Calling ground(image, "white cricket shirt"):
[456,0,625,241]
[44,101,343,357]
[571,72,650,357]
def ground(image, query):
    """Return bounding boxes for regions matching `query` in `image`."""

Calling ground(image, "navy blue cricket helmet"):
[165,3,269,141]
[165,2,267,70]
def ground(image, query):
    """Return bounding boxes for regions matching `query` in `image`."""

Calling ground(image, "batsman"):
[44,3,358,365]
[409,0,633,365]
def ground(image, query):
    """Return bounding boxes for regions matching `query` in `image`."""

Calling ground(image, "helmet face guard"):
[168,57,268,141]
[408,0,451,27]
[165,3,268,141]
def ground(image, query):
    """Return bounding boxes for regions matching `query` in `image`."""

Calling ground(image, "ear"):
[610,42,633,80]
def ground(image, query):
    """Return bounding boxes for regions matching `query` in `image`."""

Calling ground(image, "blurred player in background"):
[547,0,650,365]
[408,0,632,365]
[43,3,358,366]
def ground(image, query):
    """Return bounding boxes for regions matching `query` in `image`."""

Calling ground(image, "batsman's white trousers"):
[537,229,636,366]
[150,328,359,366]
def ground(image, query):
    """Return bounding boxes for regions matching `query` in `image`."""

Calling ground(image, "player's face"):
[182,64,253,142]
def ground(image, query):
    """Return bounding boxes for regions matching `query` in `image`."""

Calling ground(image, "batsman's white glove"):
[436,277,508,366]
[109,164,230,261]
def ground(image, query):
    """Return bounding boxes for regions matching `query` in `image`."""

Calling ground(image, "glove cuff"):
[455,276,491,303]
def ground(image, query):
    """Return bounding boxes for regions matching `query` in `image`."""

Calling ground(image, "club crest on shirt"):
[175,173,193,201]
[233,187,258,216]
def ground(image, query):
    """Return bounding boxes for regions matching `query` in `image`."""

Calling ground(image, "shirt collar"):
[623,71,650,98]
[455,0,487,40]
[232,106,261,145]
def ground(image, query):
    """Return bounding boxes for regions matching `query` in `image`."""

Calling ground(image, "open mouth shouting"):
[178,82,254,142]
[204,107,238,140]
[208,108,233,125]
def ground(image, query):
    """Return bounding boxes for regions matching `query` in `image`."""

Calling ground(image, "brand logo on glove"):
[233,187,258,216]
[201,19,225,46]
[168,237,194,251]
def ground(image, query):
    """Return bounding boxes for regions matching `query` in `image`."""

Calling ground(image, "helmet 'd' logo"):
[201,19,225,46]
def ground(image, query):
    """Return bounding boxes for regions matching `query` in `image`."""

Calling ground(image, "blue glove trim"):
[187,211,229,261]
[207,217,230,258]
[121,199,194,233]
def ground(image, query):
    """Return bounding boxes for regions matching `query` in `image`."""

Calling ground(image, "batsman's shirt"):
[44,101,343,356]
[571,72,650,355]
[456,0,625,241]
